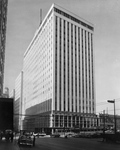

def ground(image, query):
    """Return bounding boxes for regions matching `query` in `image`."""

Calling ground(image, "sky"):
[4,0,120,115]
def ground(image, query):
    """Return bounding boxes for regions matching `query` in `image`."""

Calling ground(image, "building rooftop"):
[24,3,94,58]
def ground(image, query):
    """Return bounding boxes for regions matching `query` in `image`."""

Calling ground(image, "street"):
[0,138,19,150]
[0,137,120,150]
[18,137,120,150]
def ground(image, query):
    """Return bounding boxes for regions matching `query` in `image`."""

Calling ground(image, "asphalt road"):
[0,139,19,150]
[18,137,120,150]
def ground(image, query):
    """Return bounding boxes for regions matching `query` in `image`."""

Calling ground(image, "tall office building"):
[14,71,23,131]
[0,0,8,96]
[23,4,96,133]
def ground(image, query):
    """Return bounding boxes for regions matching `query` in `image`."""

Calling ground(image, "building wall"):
[0,0,8,96]
[22,4,96,132]
[53,5,95,114]
[14,98,20,132]
[14,71,23,131]
[0,98,13,131]
[23,7,54,112]
[99,114,120,130]
[9,89,15,98]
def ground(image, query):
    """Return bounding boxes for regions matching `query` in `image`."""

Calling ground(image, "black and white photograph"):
[0,0,120,149]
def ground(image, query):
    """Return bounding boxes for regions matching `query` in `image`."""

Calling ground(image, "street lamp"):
[107,99,116,134]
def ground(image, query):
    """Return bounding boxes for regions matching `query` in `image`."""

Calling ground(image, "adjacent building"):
[99,113,120,131]
[0,0,8,96]
[9,89,15,99]
[14,71,23,131]
[0,98,13,131]
[22,4,96,133]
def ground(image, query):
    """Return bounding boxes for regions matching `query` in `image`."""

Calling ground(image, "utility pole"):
[102,110,106,142]
[103,110,105,135]
[114,100,116,134]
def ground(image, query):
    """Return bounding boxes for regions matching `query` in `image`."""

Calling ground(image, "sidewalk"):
[13,139,20,150]
[0,138,20,150]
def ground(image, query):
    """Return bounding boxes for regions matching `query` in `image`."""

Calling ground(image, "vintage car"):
[18,131,35,147]
[50,133,60,138]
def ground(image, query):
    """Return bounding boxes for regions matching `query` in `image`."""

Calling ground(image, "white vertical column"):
[76,26,79,113]
[61,19,64,111]
[85,30,88,113]
[89,33,92,113]
[79,28,82,113]
[92,32,96,113]
[88,32,90,113]
[57,17,60,111]
[69,23,72,112]
[73,25,76,112]
[52,15,55,111]
[83,30,86,113]
[65,20,68,112]
[91,33,94,113]
[86,31,89,113]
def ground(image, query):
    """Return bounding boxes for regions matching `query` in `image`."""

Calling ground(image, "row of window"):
[54,115,97,127]
[24,17,53,109]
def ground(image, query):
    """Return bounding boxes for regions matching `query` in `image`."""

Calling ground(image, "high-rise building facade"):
[0,0,8,96]
[14,71,23,131]
[23,4,96,133]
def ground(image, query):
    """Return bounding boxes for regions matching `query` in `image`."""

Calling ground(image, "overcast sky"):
[4,0,120,115]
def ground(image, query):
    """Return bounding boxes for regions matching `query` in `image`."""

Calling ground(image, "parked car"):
[105,130,114,134]
[50,133,60,138]
[18,131,35,147]
[33,132,46,137]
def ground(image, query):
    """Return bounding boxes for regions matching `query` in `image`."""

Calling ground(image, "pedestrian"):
[5,131,9,141]
[10,131,14,142]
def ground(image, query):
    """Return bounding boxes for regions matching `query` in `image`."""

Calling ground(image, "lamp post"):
[107,99,116,134]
